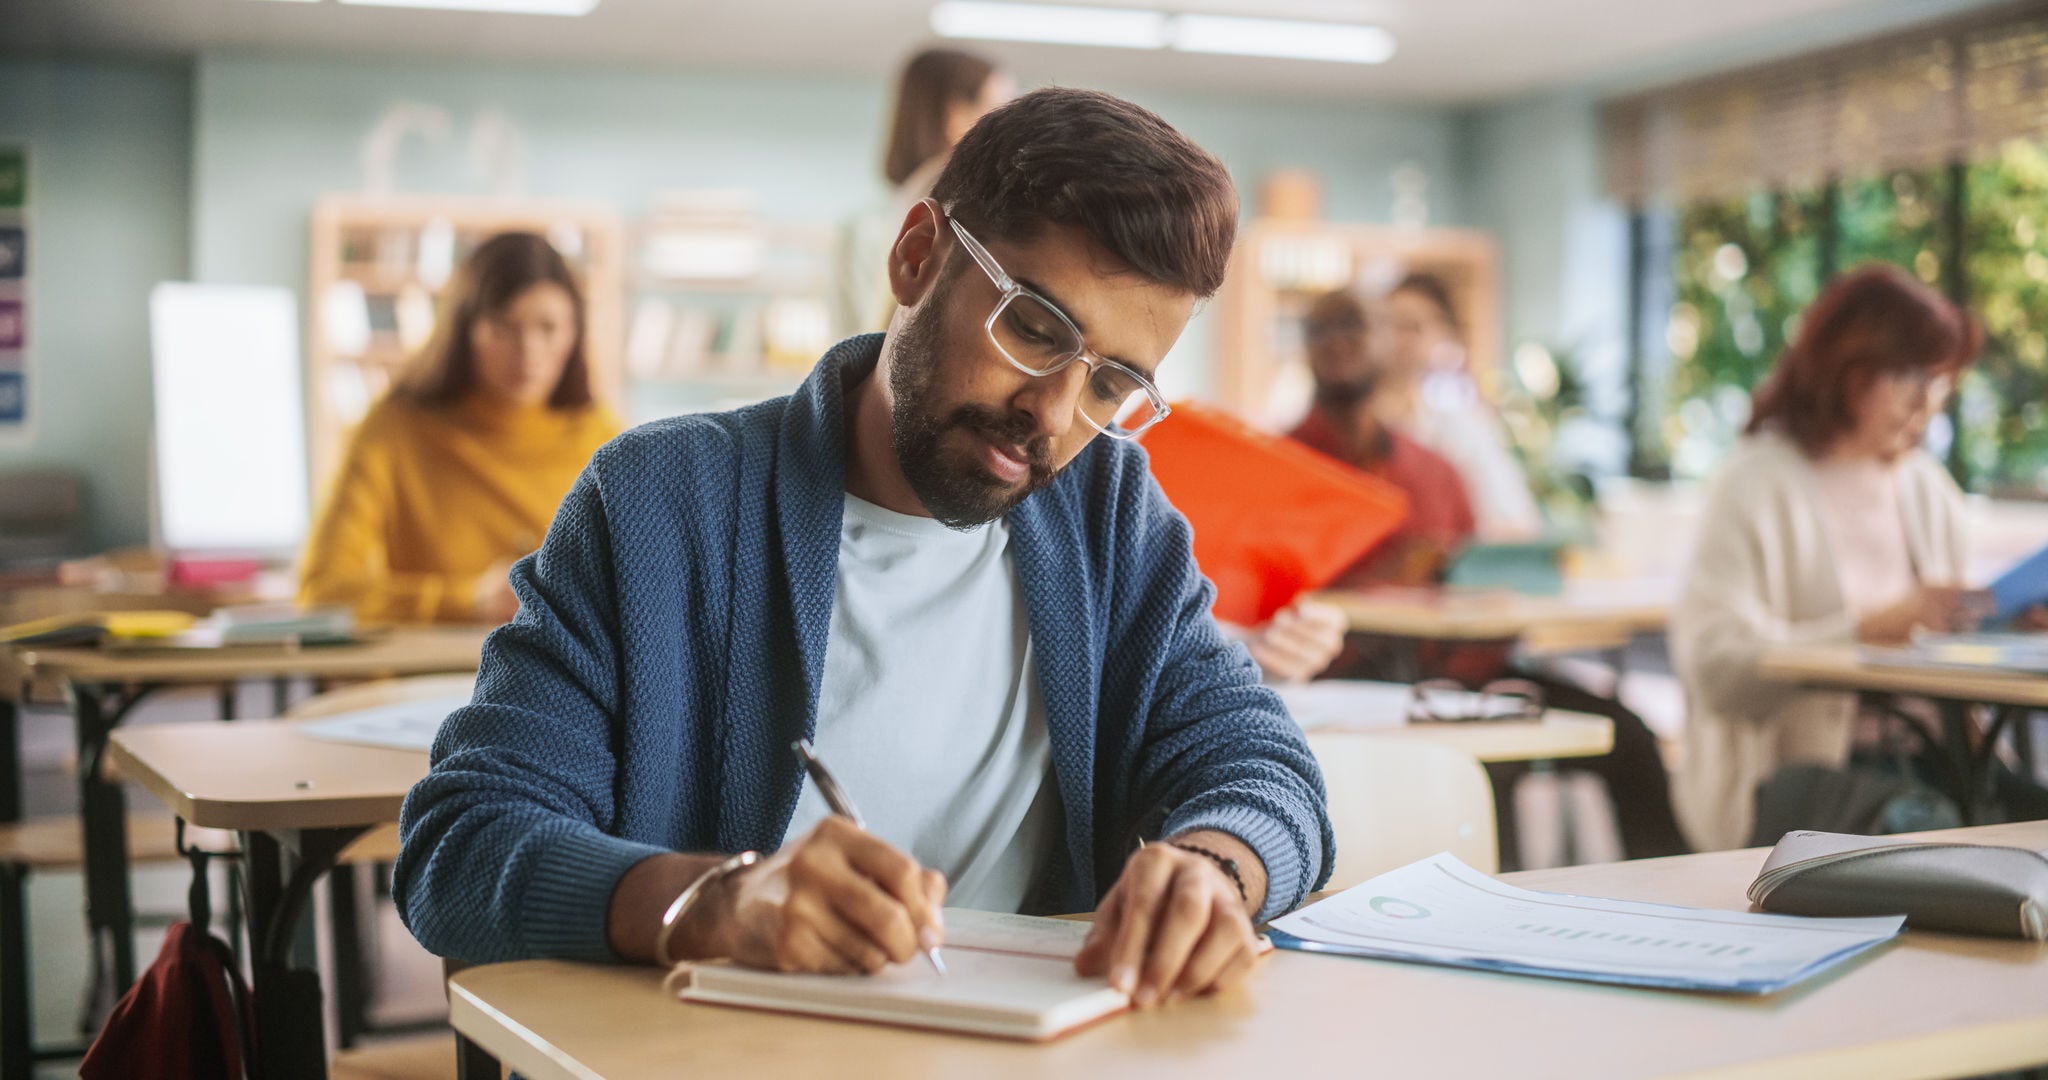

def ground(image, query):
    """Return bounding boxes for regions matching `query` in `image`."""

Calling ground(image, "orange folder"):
[1140,402,1409,625]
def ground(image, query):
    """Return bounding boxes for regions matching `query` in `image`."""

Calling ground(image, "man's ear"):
[886,199,948,309]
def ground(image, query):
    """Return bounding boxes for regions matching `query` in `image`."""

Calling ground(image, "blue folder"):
[1991,542,2048,623]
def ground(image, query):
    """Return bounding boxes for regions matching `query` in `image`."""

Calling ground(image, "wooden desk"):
[1382,712,1612,763]
[1315,582,1670,654]
[1761,644,2047,822]
[112,716,431,1080]
[1278,680,1614,763]
[449,820,2048,1080]
[1761,644,2048,710]
[0,625,485,996]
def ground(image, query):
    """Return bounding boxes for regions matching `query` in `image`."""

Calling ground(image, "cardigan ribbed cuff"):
[520,828,672,962]
[1164,802,1315,925]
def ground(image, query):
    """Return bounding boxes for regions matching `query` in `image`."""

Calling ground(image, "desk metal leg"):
[456,1031,500,1080]
[329,863,368,1049]
[243,826,367,1080]
[1940,700,1982,825]
[2015,709,2041,787]
[0,696,19,825]
[70,683,153,997]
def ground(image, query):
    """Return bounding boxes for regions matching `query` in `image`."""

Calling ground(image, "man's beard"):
[887,294,1058,530]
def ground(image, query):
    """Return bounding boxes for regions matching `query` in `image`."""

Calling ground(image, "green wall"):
[0,58,193,551]
[2,49,1472,549]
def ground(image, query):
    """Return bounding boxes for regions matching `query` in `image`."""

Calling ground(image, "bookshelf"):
[623,192,841,419]
[305,194,625,487]
[1214,220,1501,431]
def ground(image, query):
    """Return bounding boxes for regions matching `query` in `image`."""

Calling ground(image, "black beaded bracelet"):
[1169,841,1248,905]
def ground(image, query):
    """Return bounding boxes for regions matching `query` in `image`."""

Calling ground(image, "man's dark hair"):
[930,87,1238,298]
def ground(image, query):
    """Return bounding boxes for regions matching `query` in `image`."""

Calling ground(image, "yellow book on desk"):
[2,610,198,647]
[666,910,1128,1041]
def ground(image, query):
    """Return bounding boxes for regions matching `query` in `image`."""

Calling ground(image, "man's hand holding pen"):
[667,816,949,975]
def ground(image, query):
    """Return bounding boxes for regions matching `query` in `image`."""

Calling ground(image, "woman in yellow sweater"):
[299,232,621,624]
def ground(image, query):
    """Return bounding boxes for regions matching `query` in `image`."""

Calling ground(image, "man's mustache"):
[947,405,1054,470]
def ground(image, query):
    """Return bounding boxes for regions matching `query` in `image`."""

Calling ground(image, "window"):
[1639,143,2048,496]
[1661,189,1823,478]
[1960,141,2048,495]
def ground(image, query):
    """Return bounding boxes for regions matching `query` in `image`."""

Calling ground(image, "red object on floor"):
[1140,402,1409,625]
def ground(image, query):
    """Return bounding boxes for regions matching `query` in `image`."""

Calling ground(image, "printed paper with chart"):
[1269,853,1902,993]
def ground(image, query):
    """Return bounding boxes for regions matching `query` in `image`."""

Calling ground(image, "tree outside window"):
[1650,141,2048,498]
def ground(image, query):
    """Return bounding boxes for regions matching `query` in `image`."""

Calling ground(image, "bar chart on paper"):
[1269,854,1902,993]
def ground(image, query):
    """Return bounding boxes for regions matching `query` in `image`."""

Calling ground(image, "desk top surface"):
[1293,680,1613,762]
[109,717,428,832]
[450,820,2048,1080]
[105,673,1610,835]
[1761,643,2048,708]
[1,623,488,685]
[1317,582,1671,644]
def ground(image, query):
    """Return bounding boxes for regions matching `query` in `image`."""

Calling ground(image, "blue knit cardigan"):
[393,334,1332,964]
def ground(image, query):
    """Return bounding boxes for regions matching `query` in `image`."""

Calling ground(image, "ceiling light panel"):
[1172,14,1395,63]
[929,3,1393,64]
[334,0,601,15]
[930,1,1170,49]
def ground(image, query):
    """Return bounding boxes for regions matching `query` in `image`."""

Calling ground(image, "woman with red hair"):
[1671,265,1986,850]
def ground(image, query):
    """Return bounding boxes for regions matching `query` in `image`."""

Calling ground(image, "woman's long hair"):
[883,48,998,187]
[393,231,592,409]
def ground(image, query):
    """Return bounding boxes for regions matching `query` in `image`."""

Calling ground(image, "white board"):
[149,283,309,553]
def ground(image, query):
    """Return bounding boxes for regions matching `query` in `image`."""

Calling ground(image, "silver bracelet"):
[654,850,760,968]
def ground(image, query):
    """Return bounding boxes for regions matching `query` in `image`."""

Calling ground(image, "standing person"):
[1383,273,1544,541]
[298,232,621,624]
[882,47,1016,211]
[395,89,1332,1010]
[1293,286,1689,862]
[845,47,1019,333]
[1671,265,2021,850]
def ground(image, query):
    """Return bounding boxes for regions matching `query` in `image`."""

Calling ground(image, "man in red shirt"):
[1288,289,1475,587]
[1284,287,1690,862]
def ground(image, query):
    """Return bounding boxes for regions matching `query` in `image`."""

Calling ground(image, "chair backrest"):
[282,672,478,721]
[1305,733,1497,892]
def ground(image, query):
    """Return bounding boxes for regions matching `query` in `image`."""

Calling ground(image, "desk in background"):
[1278,679,1613,763]
[1316,581,1671,661]
[0,625,486,997]
[1760,643,2047,822]
[449,820,2048,1080]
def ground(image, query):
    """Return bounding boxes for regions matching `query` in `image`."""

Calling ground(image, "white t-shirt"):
[1810,457,1917,615]
[1411,371,1545,541]
[782,494,1060,912]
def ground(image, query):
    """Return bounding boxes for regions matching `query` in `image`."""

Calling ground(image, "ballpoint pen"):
[791,738,949,976]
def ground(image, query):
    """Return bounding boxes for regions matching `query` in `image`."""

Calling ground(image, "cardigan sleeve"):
[297,421,483,624]
[1121,472,1335,922]
[1670,459,1858,723]
[392,463,668,964]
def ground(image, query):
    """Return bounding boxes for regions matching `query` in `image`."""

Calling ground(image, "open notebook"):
[666,910,1128,1041]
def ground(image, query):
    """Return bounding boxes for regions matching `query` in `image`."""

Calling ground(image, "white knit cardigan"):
[1669,431,1970,851]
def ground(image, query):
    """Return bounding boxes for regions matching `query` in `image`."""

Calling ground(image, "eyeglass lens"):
[992,292,1154,431]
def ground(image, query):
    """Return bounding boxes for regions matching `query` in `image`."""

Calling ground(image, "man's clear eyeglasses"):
[936,201,1171,440]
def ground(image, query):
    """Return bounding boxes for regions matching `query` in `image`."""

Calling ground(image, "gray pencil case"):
[1748,830,2048,940]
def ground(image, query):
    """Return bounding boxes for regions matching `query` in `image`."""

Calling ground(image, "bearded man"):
[395,87,1333,1010]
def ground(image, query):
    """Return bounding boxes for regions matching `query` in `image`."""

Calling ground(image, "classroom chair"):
[1304,733,1497,892]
